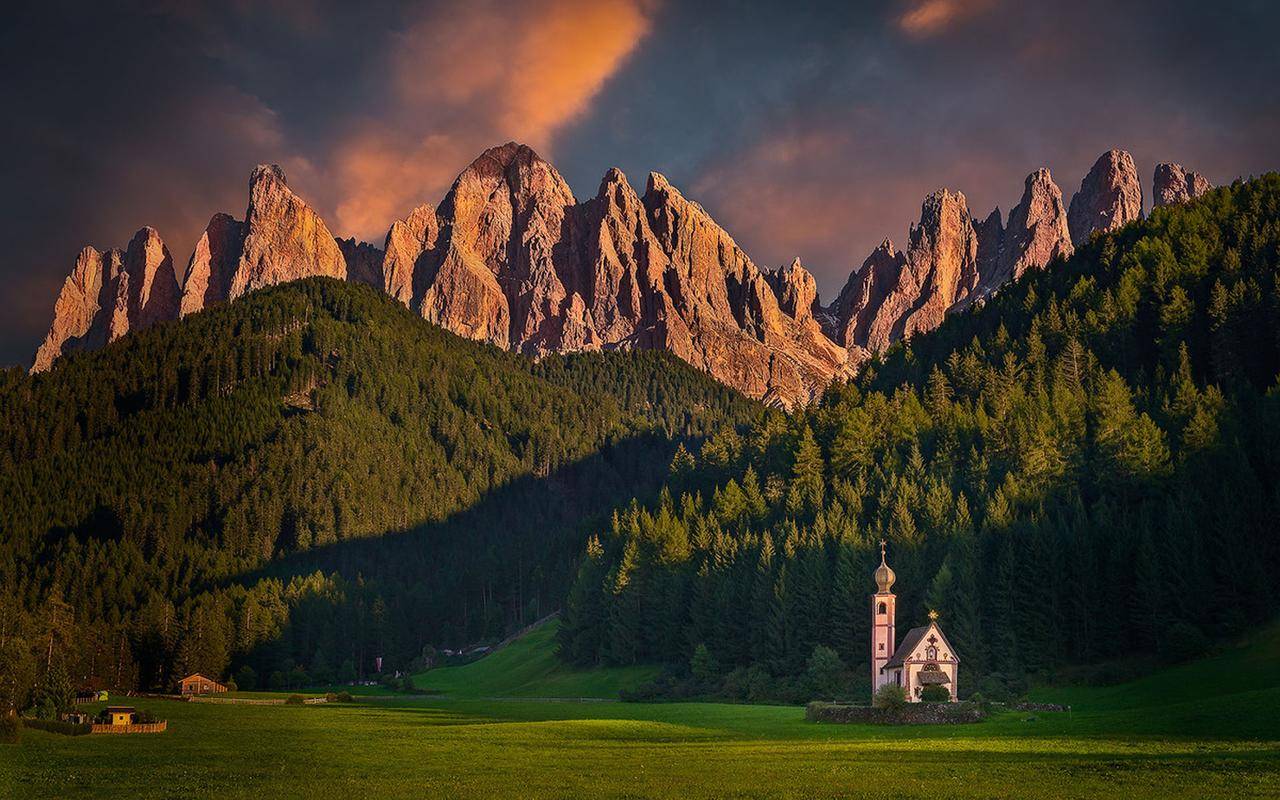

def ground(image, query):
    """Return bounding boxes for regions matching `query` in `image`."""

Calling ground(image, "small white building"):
[870,540,960,702]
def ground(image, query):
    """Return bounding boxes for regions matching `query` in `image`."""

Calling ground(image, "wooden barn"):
[179,673,228,696]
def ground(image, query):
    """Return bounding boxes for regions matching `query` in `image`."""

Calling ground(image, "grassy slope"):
[6,624,1278,799]
[1028,622,1280,740]
[411,619,658,698]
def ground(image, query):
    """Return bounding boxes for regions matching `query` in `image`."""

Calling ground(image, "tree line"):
[558,175,1280,701]
[0,278,758,713]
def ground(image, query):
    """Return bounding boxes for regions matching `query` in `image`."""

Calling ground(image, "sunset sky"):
[3,0,1278,366]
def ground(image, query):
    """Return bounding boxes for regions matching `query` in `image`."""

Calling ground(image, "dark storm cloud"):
[2,0,1277,366]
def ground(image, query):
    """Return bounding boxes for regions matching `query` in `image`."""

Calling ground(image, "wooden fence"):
[90,721,168,734]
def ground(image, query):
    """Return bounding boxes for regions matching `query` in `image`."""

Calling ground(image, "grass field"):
[410,619,659,698]
[4,622,1278,799]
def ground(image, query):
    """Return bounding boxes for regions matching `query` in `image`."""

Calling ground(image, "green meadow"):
[4,622,1278,799]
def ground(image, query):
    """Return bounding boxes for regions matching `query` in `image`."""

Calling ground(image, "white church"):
[871,540,960,702]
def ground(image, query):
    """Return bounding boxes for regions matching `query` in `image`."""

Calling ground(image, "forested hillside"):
[0,278,758,710]
[559,175,1280,701]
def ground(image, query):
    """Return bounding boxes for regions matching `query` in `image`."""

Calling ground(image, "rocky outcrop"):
[873,190,980,351]
[639,172,850,406]
[398,144,848,406]
[32,228,180,372]
[338,237,384,289]
[33,141,1203,404]
[825,190,981,357]
[180,214,243,316]
[178,165,351,317]
[1153,163,1212,207]
[823,240,905,351]
[980,168,1072,293]
[766,258,819,323]
[1067,150,1143,244]
[228,165,347,300]
[973,208,1004,285]
[380,204,438,306]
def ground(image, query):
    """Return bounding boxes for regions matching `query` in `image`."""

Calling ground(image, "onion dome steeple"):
[874,538,896,593]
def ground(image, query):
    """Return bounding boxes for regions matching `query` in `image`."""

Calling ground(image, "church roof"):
[881,621,960,670]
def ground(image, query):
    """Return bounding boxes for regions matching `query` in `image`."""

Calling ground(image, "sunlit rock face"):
[33,227,180,372]
[227,164,347,300]
[978,167,1073,295]
[1067,149,1143,245]
[33,141,1192,406]
[1153,163,1211,207]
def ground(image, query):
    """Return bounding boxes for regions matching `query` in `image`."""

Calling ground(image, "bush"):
[236,665,258,691]
[285,694,305,705]
[690,644,718,683]
[872,683,908,711]
[336,691,353,703]
[0,714,20,744]
[806,645,846,700]
[135,709,158,724]
[920,685,950,703]
[19,717,90,736]
[745,664,773,703]
[324,692,338,703]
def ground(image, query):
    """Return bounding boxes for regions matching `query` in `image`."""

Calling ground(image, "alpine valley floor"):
[5,621,1279,799]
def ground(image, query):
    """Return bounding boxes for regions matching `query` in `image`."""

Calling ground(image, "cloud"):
[689,114,1016,298]
[895,0,997,38]
[326,0,655,239]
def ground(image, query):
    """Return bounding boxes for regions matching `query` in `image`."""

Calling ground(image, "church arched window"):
[877,602,887,615]
[926,645,938,660]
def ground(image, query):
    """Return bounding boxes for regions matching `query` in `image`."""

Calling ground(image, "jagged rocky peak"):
[974,207,1004,281]
[826,188,979,357]
[1067,149,1143,244]
[123,226,181,328]
[577,166,661,344]
[824,239,906,350]
[337,237,384,289]
[380,203,438,307]
[766,258,820,322]
[228,163,347,301]
[891,188,981,341]
[990,167,1073,288]
[181,213,244,317]
[32,227,180,372]
[1153,163,1212,207]
[416,141,580,352]
[33,247,118,372]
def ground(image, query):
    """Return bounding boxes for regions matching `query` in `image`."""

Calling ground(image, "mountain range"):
[32,143,1211,405]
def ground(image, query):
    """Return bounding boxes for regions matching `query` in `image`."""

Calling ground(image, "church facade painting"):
[871,540,960,702]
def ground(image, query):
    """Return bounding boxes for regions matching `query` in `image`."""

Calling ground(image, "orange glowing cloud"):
[328,0,655,239]
[895,0,997,38]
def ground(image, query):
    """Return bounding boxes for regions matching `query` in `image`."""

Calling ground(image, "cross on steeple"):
[879,538,887,562]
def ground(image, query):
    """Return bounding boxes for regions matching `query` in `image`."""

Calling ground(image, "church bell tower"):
[871,539,896,696]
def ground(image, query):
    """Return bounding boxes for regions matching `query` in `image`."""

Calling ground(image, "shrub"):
[336,691,353,703]
[285,694,305,705]
[19,717,90,736]
[920,685,950,703]
[0,714,20,744]
[135,709,158,724]
[690,644,718,683]
[236,665,258,691]
[806,645,846,700]
[872,683,908,711]
[324,692,338,703]
[745,664,773,703]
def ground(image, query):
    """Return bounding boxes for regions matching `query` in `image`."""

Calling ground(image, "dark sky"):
[3,0,1278,366]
